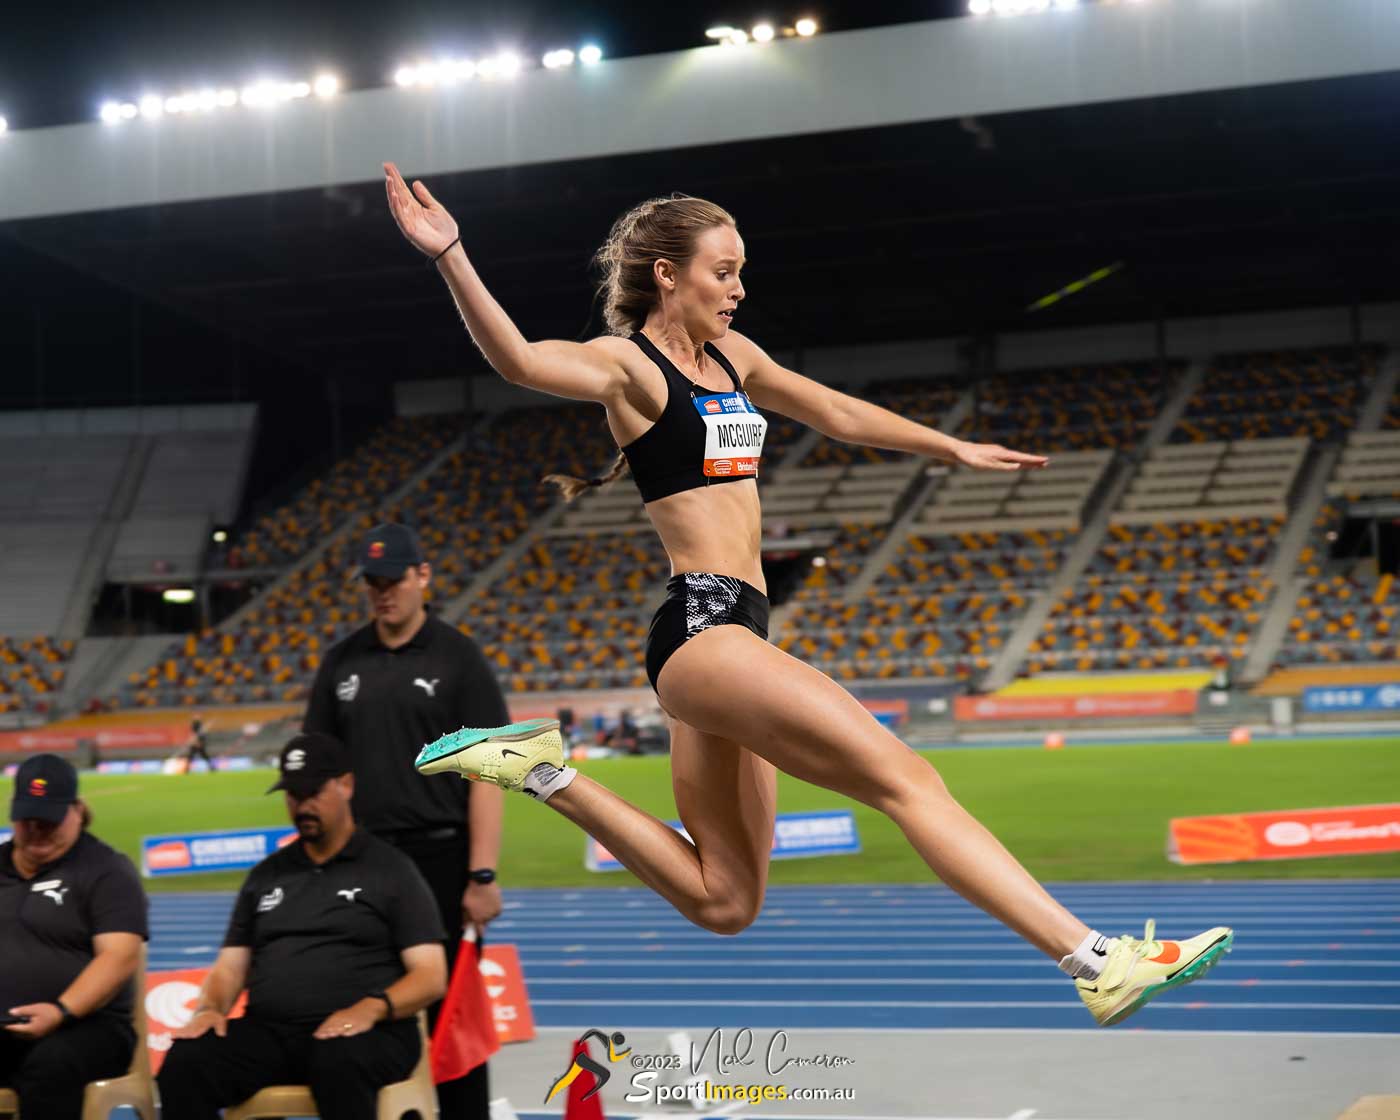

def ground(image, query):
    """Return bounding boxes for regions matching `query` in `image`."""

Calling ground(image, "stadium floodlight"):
[163,95,187,115]
[313,73,341,98]
[969,0,992,12]
[794,17,818,36]
[162,588,196,604]
[212,529,228,543]
[394,64,418,87]
[120,102,138,120]
[993,0,1029,14]
[139,94,164,119]
[752,23,776,43]
[705,25,738,39]
[0,117,6,135]
[578,44,603,65]
[1027,0,1050,10]
[495,51,522,78]
[100,101,123,124]
[542,48,575,69]
[290,80,312,99]
[217,88,238,107]
[195,88,219,111]
[1053,0,1079,7]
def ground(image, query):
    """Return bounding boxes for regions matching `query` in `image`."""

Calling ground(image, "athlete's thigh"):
[668,716,778,911]
[657,625,930,804]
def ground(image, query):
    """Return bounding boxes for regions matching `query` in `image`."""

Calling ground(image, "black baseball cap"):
[350,523,425,582]
[10,754,79,824]
[266,733,352,799]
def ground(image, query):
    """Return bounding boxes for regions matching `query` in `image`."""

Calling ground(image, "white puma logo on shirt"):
[337,888,362,903]
[413,678,439,697]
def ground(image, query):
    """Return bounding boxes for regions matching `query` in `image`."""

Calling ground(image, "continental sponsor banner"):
[142,826,297,877]
[481,944,535,1043]
[95,725,192,750]
[1302,684,1400,713]
[0,728,83,752]
[147,951,530,1075]
[0,723,192,753]
[955,690,1198,722]
[146,968,249,1074]
[859,698,909,728]
[1168,803,1400,865]
[587,809,859,872]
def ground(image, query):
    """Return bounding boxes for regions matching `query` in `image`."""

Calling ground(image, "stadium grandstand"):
[1,1,1398,1116]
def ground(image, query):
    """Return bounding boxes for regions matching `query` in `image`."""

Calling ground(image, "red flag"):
[430,934,501,1083]
[564,1038,607,1120]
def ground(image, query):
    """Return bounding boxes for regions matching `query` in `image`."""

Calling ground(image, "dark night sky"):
[0,0,964,131]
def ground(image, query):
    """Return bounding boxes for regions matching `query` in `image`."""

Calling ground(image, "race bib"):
[693,392,767,477]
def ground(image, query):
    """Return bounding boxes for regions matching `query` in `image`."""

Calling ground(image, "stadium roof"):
[2,1,1398,412]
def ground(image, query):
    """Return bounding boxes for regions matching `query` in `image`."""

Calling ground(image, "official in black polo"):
[158,733,447,1120]
[304,521,508,1118]
[0,754,147,1120]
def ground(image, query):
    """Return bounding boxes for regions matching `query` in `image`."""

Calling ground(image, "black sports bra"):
[619,333,769,504]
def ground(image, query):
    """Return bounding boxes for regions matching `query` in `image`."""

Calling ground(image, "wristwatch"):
[467,868,497,885]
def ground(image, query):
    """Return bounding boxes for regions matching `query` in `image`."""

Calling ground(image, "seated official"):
[0,754,147,1120]
[158,733,448,1120]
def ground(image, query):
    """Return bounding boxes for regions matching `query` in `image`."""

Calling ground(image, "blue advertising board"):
[586,809,860,872]
[142,825,297,877]
[1302,684,1400,713]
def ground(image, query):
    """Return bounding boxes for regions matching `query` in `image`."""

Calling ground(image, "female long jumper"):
[386,164,1232,1027]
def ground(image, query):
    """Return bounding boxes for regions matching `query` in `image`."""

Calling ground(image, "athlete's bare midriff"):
[603,339,768,594]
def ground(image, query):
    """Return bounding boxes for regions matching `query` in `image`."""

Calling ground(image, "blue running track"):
[150,879,1400,1035]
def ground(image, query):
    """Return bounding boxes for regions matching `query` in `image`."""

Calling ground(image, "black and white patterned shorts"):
[644,572,770,693]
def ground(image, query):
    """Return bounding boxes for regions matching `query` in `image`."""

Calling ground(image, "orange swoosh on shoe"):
[1148,941,1182,965]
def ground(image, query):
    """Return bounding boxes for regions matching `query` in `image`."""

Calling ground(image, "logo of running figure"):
[544,1029,630,1104]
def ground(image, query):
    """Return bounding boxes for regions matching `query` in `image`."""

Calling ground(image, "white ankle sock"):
[523,762,577,802]
[1059,929,1118,981]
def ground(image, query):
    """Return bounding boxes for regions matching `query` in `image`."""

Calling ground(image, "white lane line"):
[516,977,1400,988]
[492,914,1400,926]
[527,1025,1400,1038]
[495,938,1400,948]
[530,998,1400,1011]
[520,957,1400,968]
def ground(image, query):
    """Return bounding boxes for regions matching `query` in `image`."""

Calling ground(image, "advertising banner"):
[481,944,535,1043]
[146,951,531,1075]
[1302,685,1400,713]
[1168,803,1400,864]
[955,690,1198,721]
[95,725,192,751]
[145,969,249,1075]
[0,729,83,753]
[142,826,297,877]
[587,809,860,872]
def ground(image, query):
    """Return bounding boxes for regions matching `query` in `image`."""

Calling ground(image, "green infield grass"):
[72,735,1400,893]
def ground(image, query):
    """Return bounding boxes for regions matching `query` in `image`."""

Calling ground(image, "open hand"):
[313,999,382,1040]
[953,440,1049,472]
[383,162,459,258]
[172,1009,227,1040]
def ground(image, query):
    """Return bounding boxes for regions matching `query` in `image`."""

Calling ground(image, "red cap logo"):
[368,541,386,559]
[29,778,47,797]
[704,399,721,414]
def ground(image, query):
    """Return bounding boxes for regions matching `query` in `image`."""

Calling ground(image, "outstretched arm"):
[383,162,628,403]
[725,332,1048,472]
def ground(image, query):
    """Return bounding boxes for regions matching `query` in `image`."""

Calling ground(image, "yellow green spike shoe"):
[1076,919,1234,1026]
[415,719,564,792]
